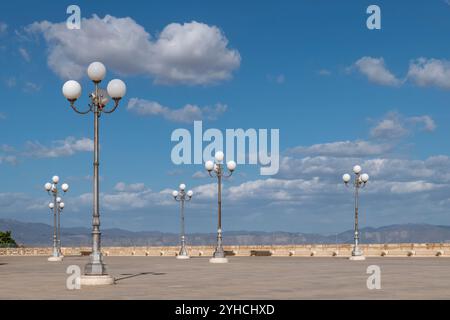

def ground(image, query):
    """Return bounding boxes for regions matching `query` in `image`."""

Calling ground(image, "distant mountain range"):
[1,219,450,247]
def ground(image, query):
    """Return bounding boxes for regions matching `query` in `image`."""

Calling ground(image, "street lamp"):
[205,151,237,264]
[343,165,369,261]
[172,184,193,259]
[62,62,126,285]
[44,176,69,262]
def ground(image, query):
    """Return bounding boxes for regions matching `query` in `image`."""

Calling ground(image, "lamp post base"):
[80,275,115,286]
[349,255,366,261]
[209,257,229,264]
[177,255,190,260]
[48,256,63,262]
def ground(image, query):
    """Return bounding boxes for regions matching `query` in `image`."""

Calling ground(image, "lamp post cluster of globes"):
[44,175,69,262]
[171,151,237,263]
[43,61,372,286]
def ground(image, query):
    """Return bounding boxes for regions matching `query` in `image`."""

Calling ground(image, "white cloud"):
[409,115,436,132]
[192,171,208,179]
[4,77,16,88]
[370,116,408,139]
[370,112,436,139]
[407,58,450,89]
[24,137,93,158]
[227,177,326,202]
[26,16,241,85]
[0,155,17,165]
[353,56,402,86]
[127,98,227,123]
[288,140,392,157]
[23,82,41,93]
[267,74,285,84]
[318,69,331,76]
[388,181,442,194]
[0,22,7,35]
[114,182,146,193]
[19,48,31,62]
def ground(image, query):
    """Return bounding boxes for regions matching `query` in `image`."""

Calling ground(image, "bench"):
[250,250,272,257]
[80,250,92,257]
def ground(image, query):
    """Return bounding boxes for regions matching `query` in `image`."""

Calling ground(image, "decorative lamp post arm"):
[69,102,92,115]
[102,99,121,114]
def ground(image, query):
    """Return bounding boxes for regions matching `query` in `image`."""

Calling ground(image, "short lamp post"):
[44,176,69,262]
[172,184,193,259]
[205,151,236,264]
[62,62,126,285]
[343,165,369,261]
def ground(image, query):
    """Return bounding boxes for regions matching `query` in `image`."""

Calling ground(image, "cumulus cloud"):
[407,58,450,89]
[388,180,441,194]
[26,15,241,85]
[288,140,392,158]
[353,57,402,86]
[127,98,227,123]
[24,137,93,158]
[114,182,146,193]
[370,112,436,140]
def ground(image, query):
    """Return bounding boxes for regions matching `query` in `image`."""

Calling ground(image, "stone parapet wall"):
[1,243,449,257]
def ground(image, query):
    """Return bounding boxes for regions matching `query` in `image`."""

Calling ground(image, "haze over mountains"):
[2,219,450,247]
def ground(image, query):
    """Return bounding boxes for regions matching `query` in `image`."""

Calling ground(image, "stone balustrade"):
[0,243,449,257]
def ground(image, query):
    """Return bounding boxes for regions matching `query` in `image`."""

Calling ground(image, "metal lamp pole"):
[55,196,65,254]
[44,176,69,262]
[62,62,126,284]
[172,184,193,259]
[205,151,236,264]
[343,165,369,261]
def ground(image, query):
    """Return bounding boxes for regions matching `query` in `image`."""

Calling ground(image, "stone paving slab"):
[0,256,449,299]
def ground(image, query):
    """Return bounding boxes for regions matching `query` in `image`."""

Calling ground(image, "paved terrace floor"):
[0,256,449,299]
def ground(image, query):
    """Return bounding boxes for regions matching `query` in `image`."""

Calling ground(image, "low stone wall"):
[1,243,449,257]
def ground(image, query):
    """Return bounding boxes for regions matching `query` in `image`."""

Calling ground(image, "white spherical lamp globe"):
[342,173,351,183]
[56,197,62,203]
[44,183,52,191]
[61,183,69,192]
[87,62,106,82]
[187,190,193,197]
[49,203,55,209]
[205,160,214,171]
[59,202,65,209]
[353,165,362,174]
[62,80,82,100]
[361,173,369,183]
[107,79,126,99]
[179,184,186,191]
[215,151,224,162]
[172,190,179,197]
[227,160,237,171]
[52,176,60,184]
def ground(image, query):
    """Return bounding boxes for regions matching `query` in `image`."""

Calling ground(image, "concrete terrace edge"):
[1,244,449,258]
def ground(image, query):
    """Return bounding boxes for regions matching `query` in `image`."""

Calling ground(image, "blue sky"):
[1,0,450,234]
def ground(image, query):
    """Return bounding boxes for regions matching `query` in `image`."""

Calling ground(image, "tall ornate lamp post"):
[205,151,236,264]
[343,165,369,261]
[62,62,126,285]
[55,196,65,254]
[172,184,193,259]
[44,176,69,262]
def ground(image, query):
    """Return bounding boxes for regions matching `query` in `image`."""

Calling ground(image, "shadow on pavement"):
[115,272,166,282]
